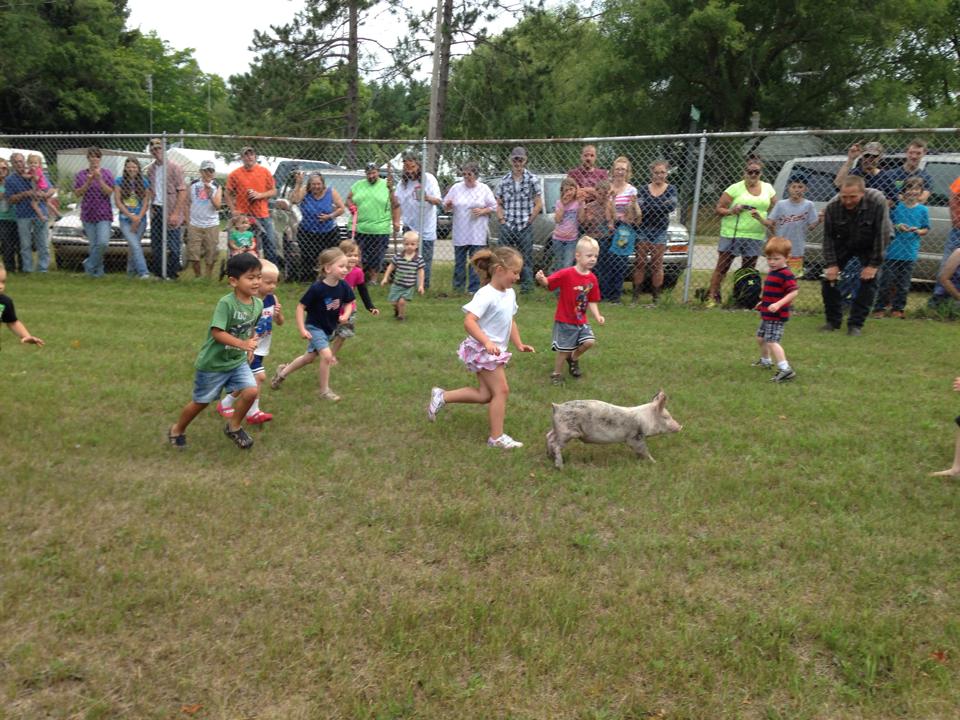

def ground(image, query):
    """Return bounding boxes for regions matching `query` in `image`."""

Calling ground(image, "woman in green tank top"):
[706,157,777,305]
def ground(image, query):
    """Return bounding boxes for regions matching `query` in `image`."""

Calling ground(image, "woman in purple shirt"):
[290,171,345,281]
[74,146,115,278]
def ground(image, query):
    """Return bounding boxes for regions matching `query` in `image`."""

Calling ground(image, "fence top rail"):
[1,128,959,145]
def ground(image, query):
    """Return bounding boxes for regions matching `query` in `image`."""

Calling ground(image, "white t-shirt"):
[396,173,440,240]
[444,181,496,247]
[189,180,220,228]
[152,165,166,206]
[462,283,517,352]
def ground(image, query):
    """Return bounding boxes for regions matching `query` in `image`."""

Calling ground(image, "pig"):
[546,390,682,469]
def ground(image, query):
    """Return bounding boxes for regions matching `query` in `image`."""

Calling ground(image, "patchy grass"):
[2,270,959,719]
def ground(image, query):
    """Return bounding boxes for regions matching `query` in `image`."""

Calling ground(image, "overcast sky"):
[125,0,437,80]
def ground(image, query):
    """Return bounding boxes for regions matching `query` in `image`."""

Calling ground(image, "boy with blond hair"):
[381,230,425,321]
[753,236,799,382]
[535,235,605,384]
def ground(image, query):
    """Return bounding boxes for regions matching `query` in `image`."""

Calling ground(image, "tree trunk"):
[345,0,360,167]
[426,0,453,174]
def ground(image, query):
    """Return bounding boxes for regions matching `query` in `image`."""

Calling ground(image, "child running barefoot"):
[0,264,45,348]
[535,235,604,385]
[381,230,425,321]
[168,253,263,450]
[331,239,379,356]
[427,246,535,449]
[270,247,354,401]
[930,376,960,477]
[218,260,284,424]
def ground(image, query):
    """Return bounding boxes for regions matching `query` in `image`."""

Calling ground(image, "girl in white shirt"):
[426,246,535,449]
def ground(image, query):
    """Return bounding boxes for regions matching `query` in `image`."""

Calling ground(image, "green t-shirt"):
[720,180,776,240]
[0,180,15,220]
[194,292,263,372]
[350,178,393,235]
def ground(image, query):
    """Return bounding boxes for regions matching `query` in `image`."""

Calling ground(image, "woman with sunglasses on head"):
[706,157,776,306]
[290,171,345,282]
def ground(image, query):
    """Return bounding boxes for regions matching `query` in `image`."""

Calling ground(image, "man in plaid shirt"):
[496,146,542,292]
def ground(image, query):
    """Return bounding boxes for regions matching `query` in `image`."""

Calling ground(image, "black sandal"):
[567,358,582,378]
[167,426,187,449]
[224,424,254,449]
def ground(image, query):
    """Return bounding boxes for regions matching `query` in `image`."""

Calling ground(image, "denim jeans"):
[552,240,577,273]
[149,205,183,278]
[873,258,914,312]
[454,244,483,293]
[16,217,49,272]
[82,220,111,277]
[499,223,533,290]
[932,227,960,298]
[250,215,278,264]
[420,239,435,289]
[119,219,149,276]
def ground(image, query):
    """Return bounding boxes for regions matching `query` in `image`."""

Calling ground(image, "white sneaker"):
[487,433,523,449]
[427,387,445,421]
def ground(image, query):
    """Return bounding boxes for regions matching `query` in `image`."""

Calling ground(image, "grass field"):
[2,270,959,719]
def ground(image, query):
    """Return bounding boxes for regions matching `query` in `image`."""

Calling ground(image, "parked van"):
[773,153,960,282]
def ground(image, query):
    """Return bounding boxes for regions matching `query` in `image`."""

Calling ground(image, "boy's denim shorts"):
[193,363,256,404]
[551,321,595,352]
[306,323,333,353]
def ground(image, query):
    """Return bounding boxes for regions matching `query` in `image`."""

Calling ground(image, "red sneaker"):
[246,411,273,425]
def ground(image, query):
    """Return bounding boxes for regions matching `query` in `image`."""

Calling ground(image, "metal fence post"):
[161,131,168,280]
[681,134,708,303]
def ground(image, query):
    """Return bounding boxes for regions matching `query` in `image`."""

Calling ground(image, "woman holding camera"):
[706,157,776,306]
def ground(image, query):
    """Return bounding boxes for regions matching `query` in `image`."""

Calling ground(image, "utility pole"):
[146,74,153,133]
[425,0,445,175]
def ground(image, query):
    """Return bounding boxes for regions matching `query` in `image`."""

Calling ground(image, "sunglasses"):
[511,157,526,162]
[862,153,879,159]
[745,170,761,176]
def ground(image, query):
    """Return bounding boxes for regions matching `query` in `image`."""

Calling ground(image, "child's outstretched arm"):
[534,269,554,289]
[380,262,395,286]
[273,297,284,326]
[588,301,605,326]
[354,281,379,315]
[295,303,311,340]
[210,328,257,354]
[509,319,534,353]
[5,320,43,346]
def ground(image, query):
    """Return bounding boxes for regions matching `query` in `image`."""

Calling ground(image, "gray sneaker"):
[770,368,797,383]
[751,359,773,369]
[270,363,288,390]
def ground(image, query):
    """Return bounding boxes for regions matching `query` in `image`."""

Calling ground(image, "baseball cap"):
[199,160,215,171]
[862,141,883,156]
[240,146,255,155]
[511,146,527,160]
[148,138,163,149]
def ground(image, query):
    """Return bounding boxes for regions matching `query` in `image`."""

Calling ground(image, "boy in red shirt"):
[535,235,605,384]
[753,236,799,383]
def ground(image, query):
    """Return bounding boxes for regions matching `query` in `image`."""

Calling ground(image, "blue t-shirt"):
[299,188,336,234]
[4,172,41,219]
[638,184,677,236]
[299,279,355,335]
[886,203,929,261]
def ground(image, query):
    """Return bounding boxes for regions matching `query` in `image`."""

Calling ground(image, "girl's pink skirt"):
[458,337,511,373]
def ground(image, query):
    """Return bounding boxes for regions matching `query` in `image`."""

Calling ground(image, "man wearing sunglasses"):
[834,141,886,192]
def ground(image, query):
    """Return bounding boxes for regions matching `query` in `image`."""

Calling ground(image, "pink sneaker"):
[246,410,273,425]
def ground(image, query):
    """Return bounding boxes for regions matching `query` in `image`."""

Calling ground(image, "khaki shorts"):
[186,225,220,263]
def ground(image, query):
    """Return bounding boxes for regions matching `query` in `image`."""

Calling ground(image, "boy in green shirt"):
[168,253,264,449]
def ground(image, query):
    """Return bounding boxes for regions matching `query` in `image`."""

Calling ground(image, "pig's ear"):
[653,389,666,408]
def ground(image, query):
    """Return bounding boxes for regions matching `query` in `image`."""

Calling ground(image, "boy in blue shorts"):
[534,235,605,385]
[168,253,263,449]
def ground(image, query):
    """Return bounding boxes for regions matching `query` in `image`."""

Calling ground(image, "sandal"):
[319,389,341,402]
[567,358,582,378]
[550,372,564,386]
[246,410,273,425]
[167,426,187,449]
[223,424,254,449]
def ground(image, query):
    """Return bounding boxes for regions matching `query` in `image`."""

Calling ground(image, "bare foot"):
[929,467,960,477]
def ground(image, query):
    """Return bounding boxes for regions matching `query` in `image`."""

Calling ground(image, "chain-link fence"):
[2,130,959,314]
